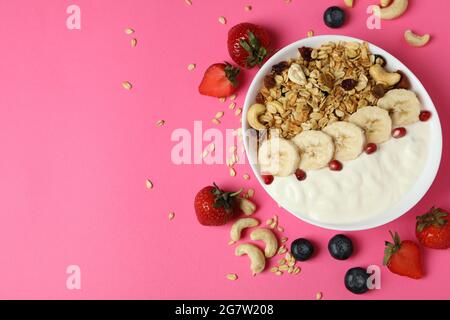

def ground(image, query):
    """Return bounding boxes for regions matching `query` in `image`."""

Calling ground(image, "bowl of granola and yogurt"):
[243,35,442,231]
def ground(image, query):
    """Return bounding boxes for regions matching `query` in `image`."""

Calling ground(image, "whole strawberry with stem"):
[416,207,450,249]
[228,23,271,69]
[383,231,423,279]
[194,183,242,226]
[199,63,240,98]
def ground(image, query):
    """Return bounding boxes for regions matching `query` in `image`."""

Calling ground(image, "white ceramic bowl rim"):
[242,35,443,231]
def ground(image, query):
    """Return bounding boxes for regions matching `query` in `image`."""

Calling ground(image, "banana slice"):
[377,89,421,126]
[322,122,366,161]
[292,131,335,170]
[349,106,392,144]
[258,138,300,177]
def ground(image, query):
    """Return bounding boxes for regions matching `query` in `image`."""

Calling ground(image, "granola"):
[254,41,384,139]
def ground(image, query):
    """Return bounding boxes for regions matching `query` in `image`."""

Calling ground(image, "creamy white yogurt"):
[266,122,430,225]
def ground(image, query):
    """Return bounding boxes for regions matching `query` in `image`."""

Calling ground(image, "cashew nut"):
[288,63,306,85]
[344,0,354,8]
[239,198,257,216]
[235,243,266,276]
[380,0,391,7]
[369,64,401,87]
[247,104,267,130]
[250,228,278,258]
[404,30,430,48]
[377,0,408,20]
[230,218,260,242]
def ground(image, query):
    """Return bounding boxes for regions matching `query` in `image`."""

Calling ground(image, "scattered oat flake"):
[281,237,288,243]
[187,63,196,71]
[266,218,274,225]
[168,212,175,221]
[244,5,252,11]
[270,267,279,273]
[122,81,132,90]
[125,28,134,35]
[294,267,301,274]
[278,246,287,255]
[131,38,137,47]
[219,97,226,103]
[215,111,224,119]
[279,265,289,271]
[227,274,238,281]
[235,108,242,116]
[212,118,221,125]
[218,16,227,25]
[229,168,236,177]
[228,240,236,245]
[146,180,153,189]
[247,189,255,198]
[275,271,283,276]
[228,102,236,110]
[156,120,166,127]
[278,258,286,265]
[307,30,315,37]
[185,0,192,5]
[243,174,250,180]
[209,143,216,152]
[202,149,209,158]
[229,94,237,100]
[316,292,323,300]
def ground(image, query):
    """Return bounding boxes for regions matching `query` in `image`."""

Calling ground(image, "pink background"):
[0,0,448,300]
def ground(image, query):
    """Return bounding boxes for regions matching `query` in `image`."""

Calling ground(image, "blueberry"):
[328,234,353,260]
[291,238,314,261]
[345,267,369,294]
[324,6,346,29]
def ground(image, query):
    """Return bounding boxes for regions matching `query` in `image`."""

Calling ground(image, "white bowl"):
[242,35,442,231]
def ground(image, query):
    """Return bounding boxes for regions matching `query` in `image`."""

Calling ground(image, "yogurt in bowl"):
[242,35,442,231]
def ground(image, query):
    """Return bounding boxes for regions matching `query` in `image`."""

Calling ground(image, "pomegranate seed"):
[295,169,307,181]
[262,174,274,185]
[365,143,378,155]
[392,127,407,139]
[419,110,432,122]
[329,160,343,171]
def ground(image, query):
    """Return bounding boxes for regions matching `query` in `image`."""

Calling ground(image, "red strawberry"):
[199,63,240,98]
[228,23,271,69]
[383,231,423,279]
[416,207,450,249]
[194,183,241,226]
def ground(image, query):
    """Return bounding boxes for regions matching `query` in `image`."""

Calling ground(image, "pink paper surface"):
[0,0,448,300]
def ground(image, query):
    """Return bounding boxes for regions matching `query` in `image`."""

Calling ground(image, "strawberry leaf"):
[211,183,242,213]
[416,206,449,232]
[383,231,402,266]
[238,30,268,68]
[224,63,240,87]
